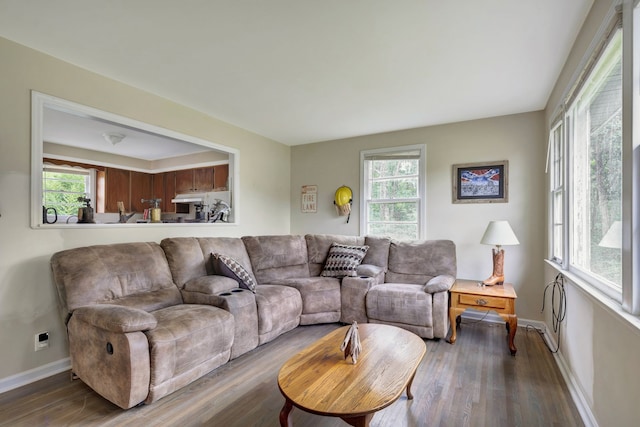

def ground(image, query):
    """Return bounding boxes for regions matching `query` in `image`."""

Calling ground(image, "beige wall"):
[0,37,291,382]
[291,111,547,322]
[542,0,640,425]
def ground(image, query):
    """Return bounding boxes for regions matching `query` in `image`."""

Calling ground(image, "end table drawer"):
[458,294,507,309]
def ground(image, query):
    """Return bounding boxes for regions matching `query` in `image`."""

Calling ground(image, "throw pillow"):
[423,274,455,293]
[211,253,257,292]
[321,243,369,278]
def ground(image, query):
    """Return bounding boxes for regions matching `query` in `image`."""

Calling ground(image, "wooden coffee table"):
[277,323,426,427]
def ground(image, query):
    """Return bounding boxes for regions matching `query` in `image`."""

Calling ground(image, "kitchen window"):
[42,165,95,220]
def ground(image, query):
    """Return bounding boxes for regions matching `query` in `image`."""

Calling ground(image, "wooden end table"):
[448,279,518,355]
[277,323,426,427]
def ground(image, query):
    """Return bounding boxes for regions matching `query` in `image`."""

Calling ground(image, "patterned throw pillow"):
[211,253,257,292]
[320,243,369,278]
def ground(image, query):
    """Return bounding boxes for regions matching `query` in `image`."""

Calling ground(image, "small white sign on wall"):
[301,185,318,213]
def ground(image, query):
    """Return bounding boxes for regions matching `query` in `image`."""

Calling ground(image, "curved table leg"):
[280,398,294,427]
[448,308,464,344]
[406,370,417,400]
[343,413,374,427]
[499,314,518,355]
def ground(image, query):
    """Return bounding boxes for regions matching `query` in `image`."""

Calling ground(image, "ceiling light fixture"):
[103,132,126,146]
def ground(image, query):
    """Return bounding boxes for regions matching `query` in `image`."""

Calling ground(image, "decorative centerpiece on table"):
[340,321,362,364]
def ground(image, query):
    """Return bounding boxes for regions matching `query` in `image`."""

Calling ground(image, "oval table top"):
[277,323,426,418]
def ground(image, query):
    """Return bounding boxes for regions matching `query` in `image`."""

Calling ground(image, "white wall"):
[291,111,547,322]
[542,0,640,425]
[0,37,291,384]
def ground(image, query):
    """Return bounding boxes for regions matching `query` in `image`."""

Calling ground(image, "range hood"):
[171,191,230,205]
[171,193,207,203]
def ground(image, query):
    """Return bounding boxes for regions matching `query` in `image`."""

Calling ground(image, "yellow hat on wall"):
[334,185,353,208]
[334,186,353,220]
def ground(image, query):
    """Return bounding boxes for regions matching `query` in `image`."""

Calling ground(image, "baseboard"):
[539,330,599,427]
[0,358,71,394]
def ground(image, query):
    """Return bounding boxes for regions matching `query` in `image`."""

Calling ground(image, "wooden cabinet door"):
[163,171,177,213]
[131,171,153,213]
[175,169,194,193]
[105,168,130,213]
[193,167,214,192]
[214,164,229,190]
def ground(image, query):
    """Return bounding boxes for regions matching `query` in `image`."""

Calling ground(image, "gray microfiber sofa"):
[50,234,456,409]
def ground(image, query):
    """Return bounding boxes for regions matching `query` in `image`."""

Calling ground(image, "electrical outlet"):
[34,331,49,351]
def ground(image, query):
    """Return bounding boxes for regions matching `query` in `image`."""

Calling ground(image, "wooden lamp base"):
[483,247,505,286]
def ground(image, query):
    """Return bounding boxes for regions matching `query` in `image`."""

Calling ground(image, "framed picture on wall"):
[452,160,508,204]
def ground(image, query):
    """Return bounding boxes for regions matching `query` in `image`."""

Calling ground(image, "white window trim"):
[547,1,640,315]
[359,144,426,239]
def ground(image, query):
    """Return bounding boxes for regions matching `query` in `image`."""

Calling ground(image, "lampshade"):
[480,220,520,246]
[599,220,622,249]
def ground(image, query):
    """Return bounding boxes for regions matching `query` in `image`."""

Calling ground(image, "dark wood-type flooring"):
[0,321,583,427]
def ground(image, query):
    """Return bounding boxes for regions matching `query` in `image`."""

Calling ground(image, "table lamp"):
[480,220,519,285]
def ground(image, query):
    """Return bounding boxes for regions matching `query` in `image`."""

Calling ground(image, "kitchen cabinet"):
[105,168,130,213]
[131,171,153,213]
[161,171,177,213]
[214,164,229,190]
[175,167,215,193]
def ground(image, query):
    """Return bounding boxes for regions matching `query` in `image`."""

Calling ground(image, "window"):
[568,27,622,292]
[42,165,94,219]
[549,121,565,264]
[549,19,623,298]
[361,145,426,240]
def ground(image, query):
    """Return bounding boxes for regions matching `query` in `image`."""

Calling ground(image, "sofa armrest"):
[184,275,239,294]
[181,275,240,306]
[356,264,385,283]
[73,304,157,333]
[423,274,456,294]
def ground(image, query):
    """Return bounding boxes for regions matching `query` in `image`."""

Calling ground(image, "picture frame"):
[452,160,508,204]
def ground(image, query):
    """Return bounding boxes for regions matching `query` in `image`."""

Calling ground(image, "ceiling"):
[0,0,594,145]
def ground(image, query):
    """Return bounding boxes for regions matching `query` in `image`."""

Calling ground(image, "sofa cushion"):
[320,243,369,278]
[254,285,302,344]
[51,242,180,316]
[242,235,309,283]
[386,239,456,284]
[305,234,365,276]
[362,235,391,271]
[145,304,234,400]
[211,253,257,292]
[366,283,433,327]
[424,274,456,293]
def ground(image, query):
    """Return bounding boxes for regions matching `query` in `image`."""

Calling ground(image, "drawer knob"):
[476,298,488,306]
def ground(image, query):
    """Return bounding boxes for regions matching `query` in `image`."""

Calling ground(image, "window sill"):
[544,259,640,338]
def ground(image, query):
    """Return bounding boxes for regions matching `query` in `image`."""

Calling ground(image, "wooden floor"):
[0,321,583,427]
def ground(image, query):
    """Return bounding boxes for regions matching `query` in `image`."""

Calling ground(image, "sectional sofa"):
[50,234,456,409]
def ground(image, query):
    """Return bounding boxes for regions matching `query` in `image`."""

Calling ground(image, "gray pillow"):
[424,275,455,293]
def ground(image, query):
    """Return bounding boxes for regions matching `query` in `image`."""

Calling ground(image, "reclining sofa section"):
[50,234,456,409]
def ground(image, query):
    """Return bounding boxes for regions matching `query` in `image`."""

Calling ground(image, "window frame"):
[42,164,96,222]
[359,144,426,240]
[547,4,640,312]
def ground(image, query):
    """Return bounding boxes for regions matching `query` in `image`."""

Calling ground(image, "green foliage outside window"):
[43,171,88,215]
[367,158,420,240]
